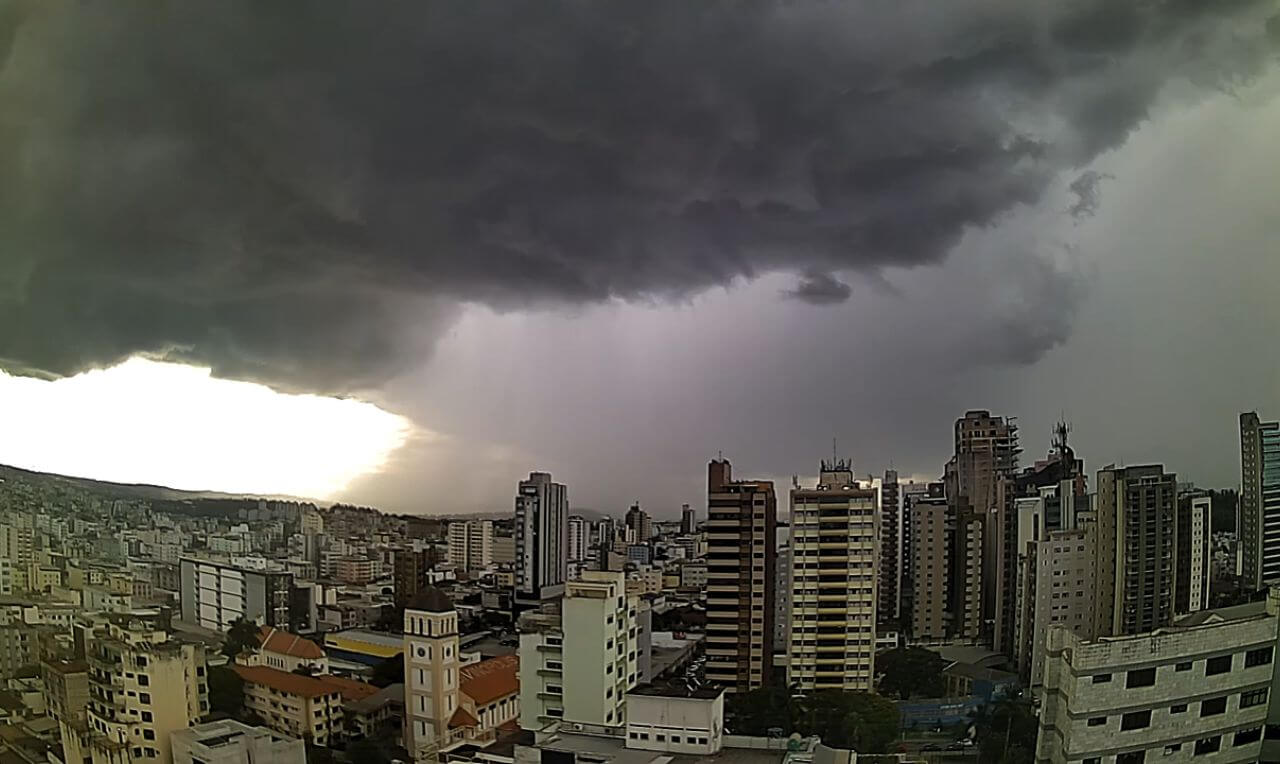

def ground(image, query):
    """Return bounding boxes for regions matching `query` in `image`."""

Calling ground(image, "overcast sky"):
[1,2,1277,515]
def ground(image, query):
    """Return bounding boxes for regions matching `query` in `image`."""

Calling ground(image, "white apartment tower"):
[518,571,639,731]
[515,473,568,607]
[567,515,587,562]
[788,460,878,691]
[447,520,494,573]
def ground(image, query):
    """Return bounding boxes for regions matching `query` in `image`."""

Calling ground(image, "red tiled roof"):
[318,675,380,702]
[448,707,479,728]
[257,626,326,660]
[232,666,340,699]
[459,655,518,706]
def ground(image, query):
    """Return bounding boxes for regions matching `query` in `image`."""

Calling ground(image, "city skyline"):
[0,3,1277,514]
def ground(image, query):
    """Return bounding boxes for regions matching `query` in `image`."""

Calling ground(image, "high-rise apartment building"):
[394,548,439,609]
[879,470,901,627]
[447,520,494,573]
[62,612,208,764]
[1175,493,1212,615]
[705,459,777,692]
[1093,465,1177,636]
[568,515,587,562]
[788,461,878,691]
[681,504,697,534]
[515,473,568,607]
[908,487,949,640]
[518,571,639,730]
[1013,517,1096,688]
[1240,412,1280,587]
[947,410,1020,649]
[624,504,653,544]
[898,481,930,631]
[179,558,296,632]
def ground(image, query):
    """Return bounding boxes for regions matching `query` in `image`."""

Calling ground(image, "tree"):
[974,699,1037,764]
[208,665,245,717]
[877,647,947,699]
[221,616,260,658]
[369,655,404,688]
[725,684,795,736]
[793,691,899,753]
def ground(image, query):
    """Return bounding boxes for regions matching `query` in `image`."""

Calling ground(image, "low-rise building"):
[171,719,305,764]
[232,666,346,747]
[1036,591,1280,764]
[251,626,328,674]
[624,684,725,755]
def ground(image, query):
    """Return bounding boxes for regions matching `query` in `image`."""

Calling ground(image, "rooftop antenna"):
[832,437,838,469]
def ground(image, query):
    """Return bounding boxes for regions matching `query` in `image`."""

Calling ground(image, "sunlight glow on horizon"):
[0,357,412,498]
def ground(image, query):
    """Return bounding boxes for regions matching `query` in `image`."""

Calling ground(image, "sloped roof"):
[318,675,379,702]
[257,626,326,660]
[449,707,479,728]
[459,655,519,706]
[406,586,454,613]
[232,666,339,699]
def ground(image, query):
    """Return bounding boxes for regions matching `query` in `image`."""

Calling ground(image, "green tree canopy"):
[974,699,1037,764]
[208,665,245,717]
[221,616,260,658]
[876,647,947,699]
[727,687,900,753]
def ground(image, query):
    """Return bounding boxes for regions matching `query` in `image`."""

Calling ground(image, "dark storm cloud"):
[784,272,852,305]
[1068,171,1114,220]
[0,1,1276,391]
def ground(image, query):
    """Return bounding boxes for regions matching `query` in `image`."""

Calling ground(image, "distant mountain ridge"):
[0,463,313,504]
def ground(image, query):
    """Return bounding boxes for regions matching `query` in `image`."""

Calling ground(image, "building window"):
[1116,752,1144,764]
[1121,711,1151,731]
[1163,744,1181,755]
[629,733,638,740]
[1241,688,1268,708]
[1194,736,1221,756]
[1092,673,1112,684]
[1175,661,1192,672]
[1246,646,1273,667]
[1200,697,1227,717]
[141,712,152,722]
[656,735,666,742]
[1234,728,1263,746]
[1127,668,1156,688]
[143,730,154,740]
[1205,655,1232,675]
[139,693,151,704]
[1170,704,1187,714]
[1087,717,1107,727]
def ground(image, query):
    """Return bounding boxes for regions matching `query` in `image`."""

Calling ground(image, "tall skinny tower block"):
[515,472,568,608]
[705,459,777,692]
[879,470,901,626]
[403,588,461,758]
[788,460,878,690]
[1241,412,1280,587]
[1093,465,1177,636]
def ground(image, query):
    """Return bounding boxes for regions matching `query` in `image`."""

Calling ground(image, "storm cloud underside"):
[1,1,1278,392]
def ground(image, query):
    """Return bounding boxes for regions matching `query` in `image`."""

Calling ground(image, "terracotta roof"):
[318,675,380,702]
[459,655,519,706]
[448,707,479,728]
[257,626,326,660]
[232,666,342,699]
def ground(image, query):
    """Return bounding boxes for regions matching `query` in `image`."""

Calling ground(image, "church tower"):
[403,587,461,759]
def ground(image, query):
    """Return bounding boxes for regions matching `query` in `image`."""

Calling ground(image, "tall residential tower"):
[514,472,568,608]
[705,459,777,692]
[788,460,878,690]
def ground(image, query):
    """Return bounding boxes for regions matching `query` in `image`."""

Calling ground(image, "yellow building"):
[233,665,347,746]
[60,611,208,764]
